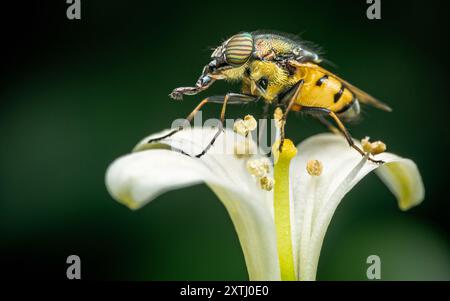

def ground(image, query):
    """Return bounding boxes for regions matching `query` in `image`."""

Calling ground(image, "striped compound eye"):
[224,32,254,66]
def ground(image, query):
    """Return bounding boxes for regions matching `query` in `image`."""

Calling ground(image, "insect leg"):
[194,94,231,158]
[302,107,384,164]
[316,115,341,135]
[194,93,260,157]
[279,99,296,152]
[278,80,304,152]
[207,93,257,104]
[147,98,209,144]
[258,102,270,147]
[147,94,257,144]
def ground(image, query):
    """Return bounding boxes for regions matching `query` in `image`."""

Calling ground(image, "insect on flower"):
[149,31,392,163]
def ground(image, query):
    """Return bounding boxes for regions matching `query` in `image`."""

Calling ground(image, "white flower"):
[105,127,424,280]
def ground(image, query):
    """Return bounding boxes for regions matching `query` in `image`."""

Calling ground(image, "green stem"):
[273,139,297,281]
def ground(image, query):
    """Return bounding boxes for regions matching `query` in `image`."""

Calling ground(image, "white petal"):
[106,149,212,209]
[105,127,279,280]
[375,153,424,211]
[289,133,424,280]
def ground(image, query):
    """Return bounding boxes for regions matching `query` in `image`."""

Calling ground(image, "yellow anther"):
[361,136,387,155]
[233,114,258,136]
[259,176,275,191]
[243,115,257,132]
[306,159,323,176]
[246,158,270,178]
[246,157,274,192]
[273,107,283,129]
[233,120,248,136]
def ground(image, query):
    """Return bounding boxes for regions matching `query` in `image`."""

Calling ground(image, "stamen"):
[259,176,275,191]
[245,158,274,191]
[246,158,270,177]
[361,136,387,155]
[243,115,257,132]
[233,114,257,136]
[233,120,248,136]
[306,159,323,176]
[234,140,254,158]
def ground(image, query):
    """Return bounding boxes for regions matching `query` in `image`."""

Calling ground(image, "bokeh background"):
[1,0,449,280]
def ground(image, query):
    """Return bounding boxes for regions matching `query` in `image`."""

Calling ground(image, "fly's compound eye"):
[258,77,268,90]
[224,32,254,67]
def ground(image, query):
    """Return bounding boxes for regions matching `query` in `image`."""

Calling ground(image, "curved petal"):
[105,127,280,280]
[289,133,425,280]
[375,153,424,211]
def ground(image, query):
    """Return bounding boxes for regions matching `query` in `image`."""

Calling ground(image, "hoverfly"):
[150,31,392,163]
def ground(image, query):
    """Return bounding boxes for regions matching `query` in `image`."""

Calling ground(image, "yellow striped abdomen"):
[294,67,354,113]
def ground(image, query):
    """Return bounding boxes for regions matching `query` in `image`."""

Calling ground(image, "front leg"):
[195,93,259,158]
[169,74,217,100]
[148,93,258,152]
[169,82,214,100]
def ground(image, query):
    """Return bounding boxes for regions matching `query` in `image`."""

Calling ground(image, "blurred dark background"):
[1,0,449,280]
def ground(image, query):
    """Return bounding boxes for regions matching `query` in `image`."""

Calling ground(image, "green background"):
[1,0,449,280]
